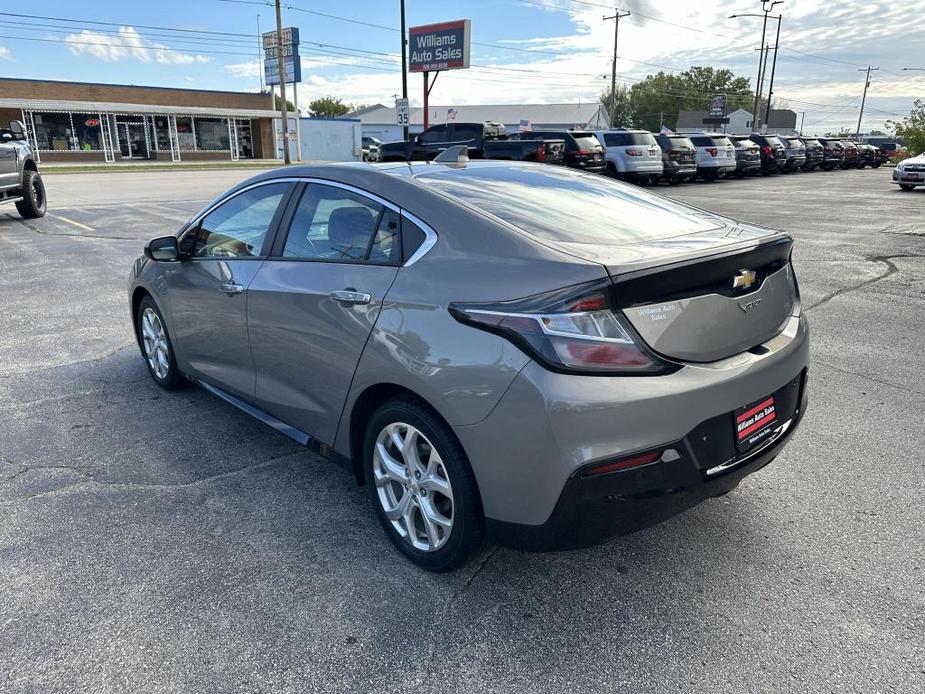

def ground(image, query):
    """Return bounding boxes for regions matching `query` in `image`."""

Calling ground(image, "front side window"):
[193,183,288,258]
[282,184,390,263]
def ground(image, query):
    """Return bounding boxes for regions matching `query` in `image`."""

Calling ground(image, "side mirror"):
[145,235,181,262]
[8,120,25,140]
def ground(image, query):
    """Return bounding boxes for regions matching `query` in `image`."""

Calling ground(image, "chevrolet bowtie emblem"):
[733,269,757,290]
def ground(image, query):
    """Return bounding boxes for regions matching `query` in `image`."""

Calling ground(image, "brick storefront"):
[0,78,285,163]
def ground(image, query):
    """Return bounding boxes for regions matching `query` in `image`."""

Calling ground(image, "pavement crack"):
[803,253,925,312]
[413,546,498,687]
[0,451,304,505]
[812,359,925,396]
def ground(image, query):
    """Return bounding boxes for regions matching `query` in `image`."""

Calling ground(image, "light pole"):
[763,15,782,126]
[855,66,879,139]
[730,1,782,132]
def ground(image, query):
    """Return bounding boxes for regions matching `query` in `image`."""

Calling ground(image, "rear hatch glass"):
[571,133,602,149]
[418,164,723,246]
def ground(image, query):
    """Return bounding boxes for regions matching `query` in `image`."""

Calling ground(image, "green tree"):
[308,96,351,118]
[600,84,634,127]
[272,94,296,113]
[887,99,925,156]
[599,67,754,132]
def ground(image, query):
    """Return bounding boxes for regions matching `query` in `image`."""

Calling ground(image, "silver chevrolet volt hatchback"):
[129,161,809,571]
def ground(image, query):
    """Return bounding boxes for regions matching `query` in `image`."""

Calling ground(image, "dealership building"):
[0,77,283,163]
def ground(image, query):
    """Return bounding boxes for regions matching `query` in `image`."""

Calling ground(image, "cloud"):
[225,60,261,78]
[64,27,210,65]
[0,46,11,61]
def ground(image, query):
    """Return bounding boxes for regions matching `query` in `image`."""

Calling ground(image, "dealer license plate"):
[734,395,778,453]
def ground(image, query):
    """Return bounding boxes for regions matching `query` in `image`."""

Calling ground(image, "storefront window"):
[31,112,74,151]
[152,116,171,151]
[235,119,254,158]
[176,117,196,151]
[71,113,103,151]
[194,118,230,151]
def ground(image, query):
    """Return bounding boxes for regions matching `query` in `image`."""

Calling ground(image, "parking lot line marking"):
[49,213,95,232]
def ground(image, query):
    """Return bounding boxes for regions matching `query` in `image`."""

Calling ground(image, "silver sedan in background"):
[129,161,809,571]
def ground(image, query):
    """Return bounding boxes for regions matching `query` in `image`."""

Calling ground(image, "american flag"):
[447,108,458,120]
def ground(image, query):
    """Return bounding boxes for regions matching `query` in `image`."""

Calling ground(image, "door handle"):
[220,282,245,295]
[330,289,371,306]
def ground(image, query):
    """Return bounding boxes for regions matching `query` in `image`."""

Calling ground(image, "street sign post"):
[408,19,471,129]
[395,98,410,128]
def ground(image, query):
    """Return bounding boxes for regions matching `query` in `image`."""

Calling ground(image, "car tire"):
[605,162,619,178]
[136,295,185,390]
[15,169,46,219]
[364,397,486,572]
[899,184,916,191]
[872,162,881,169]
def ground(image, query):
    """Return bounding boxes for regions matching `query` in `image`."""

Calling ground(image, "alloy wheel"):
[141,307,170,380]
[372,422,454,552]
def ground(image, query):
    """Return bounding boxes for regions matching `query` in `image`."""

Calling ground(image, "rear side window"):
[192,183,288,259]
[764,137,784,147]
[711,137,732,147]
[282,184,398,264]
[451,124,482,142]
[690,136,712,146]
[420,165,722,245]
[603,133,656,147]
[668,137,694,150]
[419,125,449,144]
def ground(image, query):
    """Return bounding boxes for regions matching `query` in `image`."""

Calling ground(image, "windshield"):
[416,164,723,246]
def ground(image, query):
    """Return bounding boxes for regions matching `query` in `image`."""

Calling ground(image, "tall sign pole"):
[274,0,290,164]
[752,8,769,130]
[400,0,409,140]
[604,9,630,127]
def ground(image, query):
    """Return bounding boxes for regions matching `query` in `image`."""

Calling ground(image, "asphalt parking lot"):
[1,166,922,693]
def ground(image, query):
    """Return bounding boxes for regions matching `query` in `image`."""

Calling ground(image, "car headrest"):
[328,207,374,260]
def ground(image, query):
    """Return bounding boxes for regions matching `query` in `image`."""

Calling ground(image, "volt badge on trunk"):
[738,297,762,313]
[733,268,757,290]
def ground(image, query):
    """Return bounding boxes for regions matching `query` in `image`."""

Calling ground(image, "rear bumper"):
[488,369,807,551]
[623,161,664,175]
[663,162,697,179]
[455,314,810,542]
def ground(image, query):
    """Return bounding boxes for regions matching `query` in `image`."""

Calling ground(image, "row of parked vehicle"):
[549,129,890,186]
[373,122,891,188]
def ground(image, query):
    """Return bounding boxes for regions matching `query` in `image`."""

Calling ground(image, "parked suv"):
[130,161,809,570]
[729,136,762,177]
[594,129,663,184]
[378,122,565,164]
[779,137,807,172]
[678,132,737,180]
[855,143,878,168]
[748,134,787,174]
[816,138,845,170]
[362,136,381,162]
[839,140,860,169]
[524,130,605,173]
[655,134,697,183]
[800,138,824,171]
[0,120,46,219]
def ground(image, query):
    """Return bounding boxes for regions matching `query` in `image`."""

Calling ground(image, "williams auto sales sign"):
[408,19,471,73]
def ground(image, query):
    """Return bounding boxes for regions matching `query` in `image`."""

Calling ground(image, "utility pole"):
[274,0,290,165]
[732,2,782,131]
[400,0,409,140]
[604,8,631,127]
[799,111,805,135]
[855,66,879,138]
[763,14,782,126]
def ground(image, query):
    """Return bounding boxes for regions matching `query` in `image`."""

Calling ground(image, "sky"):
[1,0,922,135]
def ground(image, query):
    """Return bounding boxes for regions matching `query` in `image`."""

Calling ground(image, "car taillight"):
[449,280,672,375]
[762,145,771,155]
[707,147,717,156]
[575,149,592,156]
[668,149,680,156]
[536,144,545,163]
[626,148,643,156]
[582,451,662,477]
